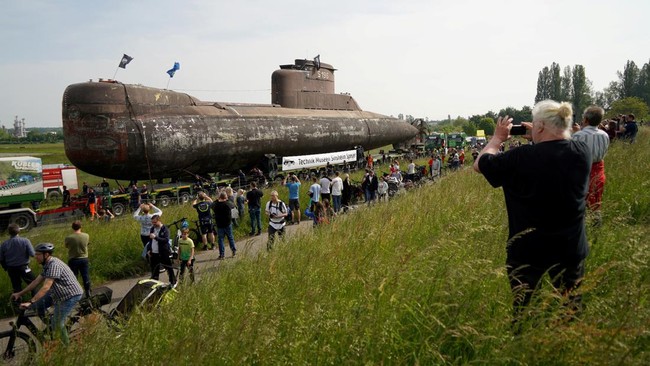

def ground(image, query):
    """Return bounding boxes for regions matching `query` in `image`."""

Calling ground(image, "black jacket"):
[149,224,171,256]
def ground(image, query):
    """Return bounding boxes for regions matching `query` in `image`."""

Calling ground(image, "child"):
[177,228,195,283]
[97,208,115,222]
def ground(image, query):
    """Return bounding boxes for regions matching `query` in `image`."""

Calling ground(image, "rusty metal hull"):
[63,82,417,180]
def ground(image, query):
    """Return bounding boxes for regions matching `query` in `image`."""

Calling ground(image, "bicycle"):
[0,288,112,365]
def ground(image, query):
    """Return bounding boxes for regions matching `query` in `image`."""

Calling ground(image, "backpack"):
[267,201,287,225]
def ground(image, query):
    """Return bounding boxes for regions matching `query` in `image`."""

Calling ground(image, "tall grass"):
[27,130,650,363]
[0,184,315,316]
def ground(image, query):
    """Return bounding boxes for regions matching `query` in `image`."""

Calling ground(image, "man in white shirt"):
[407,160,416,182]
[330,171,344,213]
[320,174,331,203]
[309,176,321,211]
[265,191,288,250]
[572,105,610,224]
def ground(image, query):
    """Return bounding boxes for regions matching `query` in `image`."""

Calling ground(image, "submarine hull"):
[63,81,417,180]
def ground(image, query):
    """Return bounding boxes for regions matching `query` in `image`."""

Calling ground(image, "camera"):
[510,125,527,135]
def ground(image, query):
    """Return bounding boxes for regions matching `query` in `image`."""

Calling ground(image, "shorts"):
[89,203,96,216]
[200,222,214,235]
[289,199,300,211]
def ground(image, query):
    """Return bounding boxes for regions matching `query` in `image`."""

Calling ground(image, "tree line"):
[405,59,650,138]
[0,128,64,143]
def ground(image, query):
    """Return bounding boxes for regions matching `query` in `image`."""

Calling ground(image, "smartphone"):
[510,125,527,135]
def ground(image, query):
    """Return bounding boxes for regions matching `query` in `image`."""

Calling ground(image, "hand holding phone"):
[510,125,527,135]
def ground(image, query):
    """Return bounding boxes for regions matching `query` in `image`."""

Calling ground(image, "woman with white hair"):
[473,99,592,329]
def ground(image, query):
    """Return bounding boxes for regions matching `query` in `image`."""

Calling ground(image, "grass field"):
[27,129,648,364]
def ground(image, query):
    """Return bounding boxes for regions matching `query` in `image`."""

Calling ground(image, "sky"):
[1,0,649,128]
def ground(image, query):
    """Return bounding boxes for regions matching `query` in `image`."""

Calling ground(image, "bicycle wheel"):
[0,330,36,365]
[189,228,202,244]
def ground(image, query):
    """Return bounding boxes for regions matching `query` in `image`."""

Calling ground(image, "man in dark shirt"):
[100,178,110,195]
[129,185,141,211]
[246,182,264,236]
[619,113,639,143]
[87,187,98,221]
[212,191,237,259]
[474,100,591,326]
[192,192,215,250]
[0,224,36,297]
[62,185,71,207]
[362,170,379,205]
[148,215,175,285]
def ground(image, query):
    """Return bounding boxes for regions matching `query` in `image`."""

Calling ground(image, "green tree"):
[0,128,12,140]
[618,60,639,98]
[606,97,649,120]
[535,66,551,102]
[478,117,495,136]
[497,106,532,123]
[468,114,483,128]
[484,111,498,120]
[560,66,573,101]
[593,81,619,110]
[550,62,562,100]
[26,130,43,142]
[572,65,592,116]
[452,117,468,128]
[462,123,477,136]
[636,60,650,107]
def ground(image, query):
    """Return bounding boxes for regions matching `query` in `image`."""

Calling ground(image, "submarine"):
[62,58,418,181]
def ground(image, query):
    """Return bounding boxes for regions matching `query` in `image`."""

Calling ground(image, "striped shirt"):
[42,257,83,302]
[572,126,610,163]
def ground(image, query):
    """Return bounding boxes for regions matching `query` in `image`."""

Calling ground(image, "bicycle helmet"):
[34,243,55,253]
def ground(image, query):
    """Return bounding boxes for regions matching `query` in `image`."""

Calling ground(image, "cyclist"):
[10,243,83,346]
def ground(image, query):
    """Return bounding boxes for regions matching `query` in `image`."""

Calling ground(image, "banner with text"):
[282,150,357,171]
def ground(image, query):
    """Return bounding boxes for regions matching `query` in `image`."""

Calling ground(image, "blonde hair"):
[532,100,573,133]
[225,187,234,196]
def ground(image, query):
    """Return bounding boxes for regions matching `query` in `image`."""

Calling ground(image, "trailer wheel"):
[47,190,61,200]
[157,194,171,207]
[179,192,191,204]
[112,202,126,216]
[9,213,34,231]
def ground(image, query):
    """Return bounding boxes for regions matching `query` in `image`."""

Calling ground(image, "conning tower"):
[271,59,361,111]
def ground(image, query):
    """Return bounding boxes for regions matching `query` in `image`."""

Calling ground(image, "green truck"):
[424,133,446,150]
[447,132,467,149]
